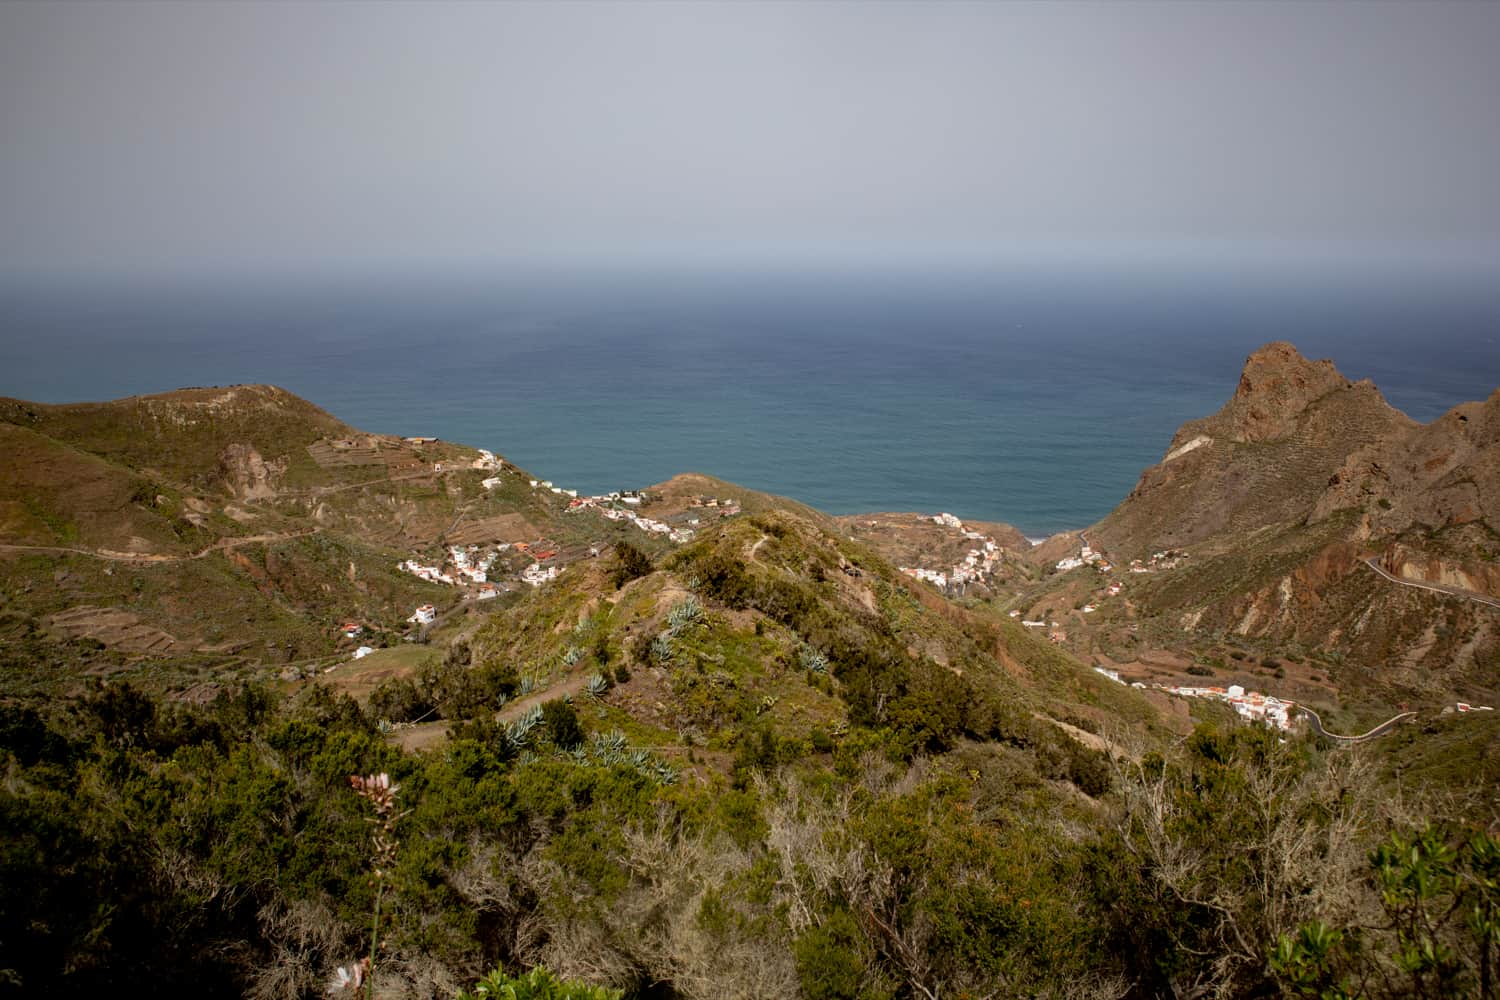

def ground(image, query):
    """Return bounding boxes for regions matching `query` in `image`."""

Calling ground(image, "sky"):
[2,0,1499,282]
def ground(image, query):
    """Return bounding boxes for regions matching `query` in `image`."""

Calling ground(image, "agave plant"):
[507,704,545,746]
[650,633,674,662]
[666,596,704,636]
[562,645,583,666]
[593,730,629,755]
[799,646,829,675]
[586,673,609,698]
[517,676,536,697]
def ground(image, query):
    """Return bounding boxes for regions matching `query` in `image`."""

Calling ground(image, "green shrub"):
[541,699,584,750]
[794,909,866,1000]
[456,966,623,1000]
[370,677,435,723]
[608,542,653,590]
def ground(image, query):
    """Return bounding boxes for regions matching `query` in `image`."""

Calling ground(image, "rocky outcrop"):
[217,443,285,500]
[1216,341,1355,443]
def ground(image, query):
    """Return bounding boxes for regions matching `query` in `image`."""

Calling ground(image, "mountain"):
[1025,342,1500,705]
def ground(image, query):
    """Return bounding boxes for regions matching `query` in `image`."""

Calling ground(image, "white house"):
[409,604,436,625]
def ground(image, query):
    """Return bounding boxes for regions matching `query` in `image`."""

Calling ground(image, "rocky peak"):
[1218,342,1354,443]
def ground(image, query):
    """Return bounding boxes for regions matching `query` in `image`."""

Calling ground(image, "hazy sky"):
[2,0,1498,280]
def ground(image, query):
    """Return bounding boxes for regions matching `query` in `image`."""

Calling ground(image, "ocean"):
[3,267,1498,538]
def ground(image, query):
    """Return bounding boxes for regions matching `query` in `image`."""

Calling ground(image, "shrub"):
[608,542,653,590]
[794,909,865,1000]
[369,678,434,724]
[456,966,623,1000]
[541,699,584,750]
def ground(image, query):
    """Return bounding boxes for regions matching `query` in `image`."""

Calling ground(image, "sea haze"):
[2,268,1497,538]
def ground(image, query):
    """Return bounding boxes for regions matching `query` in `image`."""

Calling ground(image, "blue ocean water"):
[2,268,1497,537]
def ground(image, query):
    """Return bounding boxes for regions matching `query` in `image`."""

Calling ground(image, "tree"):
[608,542,653,590]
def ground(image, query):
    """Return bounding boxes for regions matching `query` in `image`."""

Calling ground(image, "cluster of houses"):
[688,496,742,516]
[1056,538,1114,573]
[1161,683,1294,730]
[398,559,458,586]
[521,563,563,587]
[1090,666,1295,731]
[448,545,498,584]
[398,545,505,587]
[899,514,1006,594]
[1129,549,1188,573]
[581,497,696,544]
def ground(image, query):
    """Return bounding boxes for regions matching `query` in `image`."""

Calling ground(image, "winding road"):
[1297,705,1417,745]
[1362,557,1500,610]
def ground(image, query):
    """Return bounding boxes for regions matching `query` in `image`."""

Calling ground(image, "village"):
[897,512,1008,594]
[372,458,744,650]
[1090,664,1297,731]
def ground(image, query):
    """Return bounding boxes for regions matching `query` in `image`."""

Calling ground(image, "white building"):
[409,604,436,625]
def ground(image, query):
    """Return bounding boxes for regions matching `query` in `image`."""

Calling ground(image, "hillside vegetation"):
[2,363,1497,999]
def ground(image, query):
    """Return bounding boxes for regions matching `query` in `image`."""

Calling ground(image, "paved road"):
[1298,705,1416,744]
[1363,557,1500,610]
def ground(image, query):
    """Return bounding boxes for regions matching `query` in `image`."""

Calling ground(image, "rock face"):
[1313,388,1500,535]
[217,443,285,500]
[1218,341,1355,443]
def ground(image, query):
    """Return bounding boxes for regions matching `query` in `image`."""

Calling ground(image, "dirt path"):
[497,673,592,723]
[747,534,769,563]
[0,528,321,565]
[281,470,437,497]
[1363,557,1500,610]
